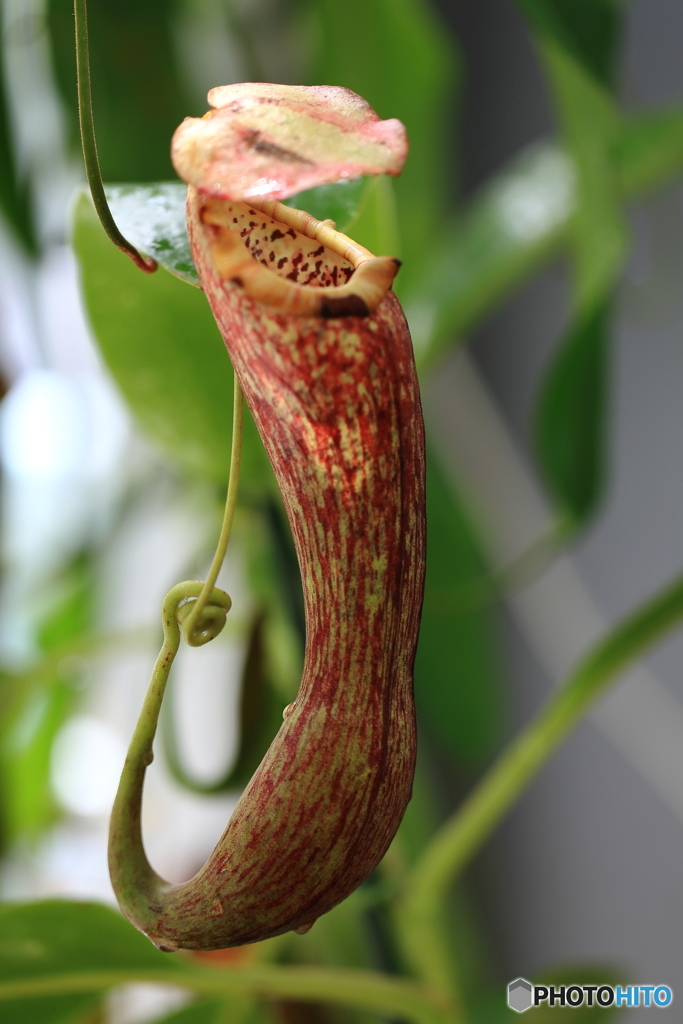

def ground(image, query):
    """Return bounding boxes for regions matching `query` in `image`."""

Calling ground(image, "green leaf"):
[407,141,575,367]
[0,993,100,1024]
[106,184,198,285]
[286,176,401,258]
[526,16,626,525]
[283,178,368,231]
[0,900,458,1024]
[0,901,179,1023]
[0,900,181,977]
[409,107,683,370]
[344,177,401,259]
[72,191,270,488]
[0,682,76,842]
[535,299,610,524]
[0,20,36,254]
[616,106,683,196]
[414,448,502,764]
[397,570,683,986]
[306,0,459,292]
[539,39,626,311]
[514,0,621,86]
[0,553,97,844]
[37,554,94,655]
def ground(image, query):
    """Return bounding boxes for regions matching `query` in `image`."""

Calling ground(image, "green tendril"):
[73,0,157,273]
[182,374,244,646]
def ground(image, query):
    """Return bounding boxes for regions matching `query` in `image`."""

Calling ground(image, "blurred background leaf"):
[0,553,95,845]
[72,191,271,490]
[520,3,627,526]
[534,298,610,525]
[415,449,503,766]
[305,0,459,293]
[0,22,36,254]
[514,0,621,86]
[47,0,192,181]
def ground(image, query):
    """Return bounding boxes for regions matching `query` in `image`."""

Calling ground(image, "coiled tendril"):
[107,378,242,916]
[173,582,232,648]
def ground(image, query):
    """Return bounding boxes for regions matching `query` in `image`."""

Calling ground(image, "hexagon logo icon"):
[508,978,533,1013]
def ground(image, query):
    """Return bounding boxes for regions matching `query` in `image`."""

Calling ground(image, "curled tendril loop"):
[178,597,229,647]
[162,581,232,654]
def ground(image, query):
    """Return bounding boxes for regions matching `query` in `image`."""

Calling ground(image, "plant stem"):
[0,964,456,1024]
[182,374,244,645]
[395,569,683,993]
[73,0,156,273]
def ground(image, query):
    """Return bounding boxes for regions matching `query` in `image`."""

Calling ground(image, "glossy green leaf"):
[283,177,368,230]
[344,176,401,260]
[514,0,620,86]
[287,175,401,258]
[106,184,198,285]
[414,448,502,764]
[306,0,459,292]
[535,299,610,526]
[72,191,270,488]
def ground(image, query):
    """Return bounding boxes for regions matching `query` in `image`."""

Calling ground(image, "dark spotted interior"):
[223,199,355,288]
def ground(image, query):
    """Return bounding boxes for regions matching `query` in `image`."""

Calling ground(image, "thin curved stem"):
[0,964,456,1024]
[182,374,244,645]
[395,568,683,994]
[73,0,156,272]
[108,582,232,927]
